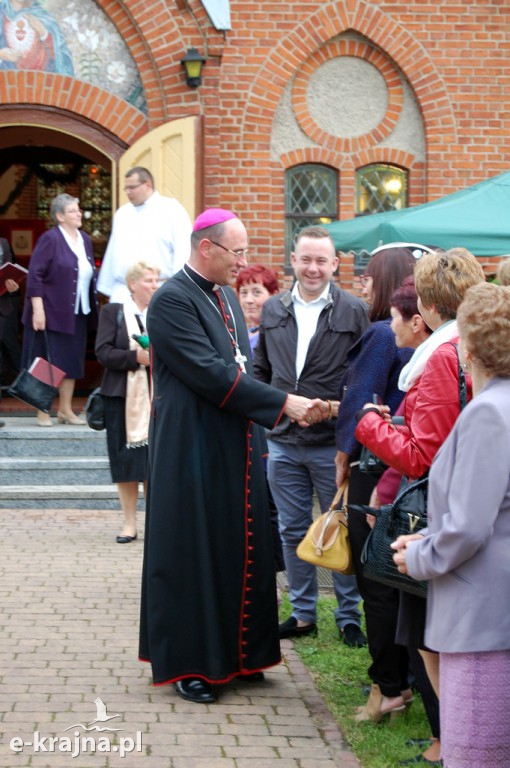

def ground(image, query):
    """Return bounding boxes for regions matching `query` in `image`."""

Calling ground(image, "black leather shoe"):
[235,671,265,683]
[341,623,367,648]
[279,616,317,639]
[175,678,216,704]
[116,534,137,544]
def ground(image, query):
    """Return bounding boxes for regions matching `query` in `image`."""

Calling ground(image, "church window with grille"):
[285,164,337,264]
[355,164,407,215]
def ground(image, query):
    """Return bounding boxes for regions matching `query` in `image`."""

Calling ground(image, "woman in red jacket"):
[354,248,484,766]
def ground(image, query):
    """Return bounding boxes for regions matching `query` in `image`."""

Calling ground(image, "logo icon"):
[64,698,123,733]
[10,697,142,758]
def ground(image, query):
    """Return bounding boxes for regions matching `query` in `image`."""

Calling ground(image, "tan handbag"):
[296,481,354,575]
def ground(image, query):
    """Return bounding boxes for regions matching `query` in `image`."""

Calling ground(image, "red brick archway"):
[240,0,455,261]
[0,0,200,138]
[0,73,148,147]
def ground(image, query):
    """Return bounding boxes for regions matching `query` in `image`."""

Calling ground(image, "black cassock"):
[139,265,287,684]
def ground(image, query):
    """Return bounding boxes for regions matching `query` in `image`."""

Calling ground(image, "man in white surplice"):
[98,166,192,302]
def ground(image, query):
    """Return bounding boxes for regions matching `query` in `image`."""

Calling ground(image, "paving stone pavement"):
[0,507,362,768]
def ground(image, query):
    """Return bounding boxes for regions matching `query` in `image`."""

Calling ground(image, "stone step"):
[0,484,145,510]
[0,456,111,486]
[0,417,144,510]
[0,417,107,458]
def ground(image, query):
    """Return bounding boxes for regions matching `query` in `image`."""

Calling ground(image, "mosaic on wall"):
[0,0,146,113]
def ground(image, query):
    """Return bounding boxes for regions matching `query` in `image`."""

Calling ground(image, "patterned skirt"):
[440,649,510,767]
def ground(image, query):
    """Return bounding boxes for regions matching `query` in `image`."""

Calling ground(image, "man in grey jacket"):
[254,226,370,645]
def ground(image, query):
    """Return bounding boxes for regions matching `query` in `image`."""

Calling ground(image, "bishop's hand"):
[284,395,329,427]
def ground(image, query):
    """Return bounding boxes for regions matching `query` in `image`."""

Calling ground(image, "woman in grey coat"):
[392,282,510,768]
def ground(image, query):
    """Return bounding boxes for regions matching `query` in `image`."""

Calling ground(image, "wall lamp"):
[181,48,207,88]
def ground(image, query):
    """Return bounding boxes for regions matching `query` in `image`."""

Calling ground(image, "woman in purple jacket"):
[21,193,98,426]
[392,282,510,767]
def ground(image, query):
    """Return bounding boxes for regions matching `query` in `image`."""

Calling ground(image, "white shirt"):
[59,226,93,314]
[124,296,147,333]
[292,282,329,380]
[97,191,192,302]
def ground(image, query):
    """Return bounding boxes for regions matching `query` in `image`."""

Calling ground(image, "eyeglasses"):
[210,240,249,258]
[360,274,372,287]
[123,182,144,192]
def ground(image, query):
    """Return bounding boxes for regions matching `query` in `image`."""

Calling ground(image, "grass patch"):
[282,594,432,768]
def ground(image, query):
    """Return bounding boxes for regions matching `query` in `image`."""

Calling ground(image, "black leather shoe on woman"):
[175,678,216,704]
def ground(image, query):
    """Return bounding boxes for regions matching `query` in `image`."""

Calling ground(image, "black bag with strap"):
[85,306,126,431]
[357,475,429,597]
[84,387,105,431]
[8,331,58,414]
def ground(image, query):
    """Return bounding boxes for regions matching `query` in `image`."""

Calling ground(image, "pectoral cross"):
[234,345,247,373]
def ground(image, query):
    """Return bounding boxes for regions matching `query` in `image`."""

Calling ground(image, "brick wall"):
[212,0,510,270]
[1,0,509,279]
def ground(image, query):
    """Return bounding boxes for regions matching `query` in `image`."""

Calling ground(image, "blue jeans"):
[267,439,362,628]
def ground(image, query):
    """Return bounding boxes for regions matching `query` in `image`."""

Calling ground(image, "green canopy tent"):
[324,171,510,257]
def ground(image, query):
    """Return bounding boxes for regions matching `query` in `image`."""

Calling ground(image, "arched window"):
[356,164,407,215]
[285,164,337,263]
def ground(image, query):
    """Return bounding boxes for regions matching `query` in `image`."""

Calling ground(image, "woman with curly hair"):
[392,282,510,768]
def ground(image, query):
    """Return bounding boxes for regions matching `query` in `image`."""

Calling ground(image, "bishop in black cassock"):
[139,209,320,703]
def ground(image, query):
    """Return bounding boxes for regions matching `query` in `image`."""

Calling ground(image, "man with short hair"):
[139,209,327,704]
[97,166,192,302]
[254,226,369,646]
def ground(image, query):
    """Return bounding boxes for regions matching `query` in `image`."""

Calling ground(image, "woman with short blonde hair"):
[414,248,485,319]
[457,282,510,376]
[95,261,161,543]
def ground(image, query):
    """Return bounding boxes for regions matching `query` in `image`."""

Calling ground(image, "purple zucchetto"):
[192,208,238,232]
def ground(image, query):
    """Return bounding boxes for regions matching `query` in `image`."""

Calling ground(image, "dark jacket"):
[95,303,140,398]
[21,227,98,333]
[336,319,413,458]
[253,283,369,445]
[0,237,15,318]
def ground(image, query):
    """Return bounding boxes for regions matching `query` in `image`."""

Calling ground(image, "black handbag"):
[8,331,58,413]
[85,387,105,431]
[84,307,124,431]
[356,476,429,597]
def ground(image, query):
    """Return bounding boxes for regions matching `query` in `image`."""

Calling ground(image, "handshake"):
[283,395,339,428]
